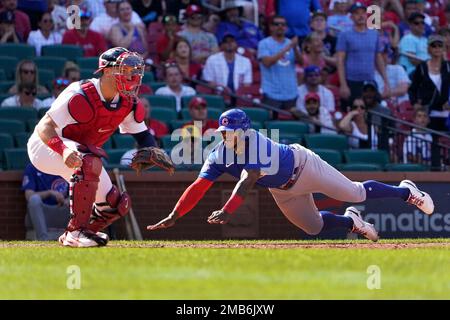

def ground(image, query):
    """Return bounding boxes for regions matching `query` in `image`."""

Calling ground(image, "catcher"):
[27,47,174,247]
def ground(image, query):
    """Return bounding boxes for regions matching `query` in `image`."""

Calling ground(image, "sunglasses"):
[55,78,70,86]
[23,90,37,96]
[21,69,35,74]
[430,42,443,48]
[272,22,286,26]
[413,20,425,25]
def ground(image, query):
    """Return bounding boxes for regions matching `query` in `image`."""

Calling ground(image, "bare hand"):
[51,191,65,206]
[339,84,351,100]
[289,36,298,49]
[63,149,83,169]
[382,84,391,99]
[147,212,178,230]
[207,210,232,225]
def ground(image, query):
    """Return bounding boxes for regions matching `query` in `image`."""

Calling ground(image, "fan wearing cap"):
[181,97,218,136]
[0,10,19,43]
[62,9,107,57]
[215,1,264,52]
[177,4,219,64]
[27,47,164,248]
[295,92,336,134]
[202,33,252,93]
[408,34,450,132]
[42,77,70,108]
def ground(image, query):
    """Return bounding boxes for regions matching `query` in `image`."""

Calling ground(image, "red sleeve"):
[174,177,214,217]
[156,35,169,55]
[95,32,108,55]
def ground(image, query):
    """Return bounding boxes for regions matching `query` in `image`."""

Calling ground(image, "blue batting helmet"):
[217,108,251,132]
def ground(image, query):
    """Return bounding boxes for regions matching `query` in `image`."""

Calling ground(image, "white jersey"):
[47,78,147,137]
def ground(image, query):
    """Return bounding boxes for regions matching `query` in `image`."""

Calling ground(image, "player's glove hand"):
[207,210,232,225]
[130,147,175,175]
[147,212,179,230]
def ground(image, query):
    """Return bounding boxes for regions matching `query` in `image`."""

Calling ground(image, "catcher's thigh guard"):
[67,154,102,231]
[88,185,131,232]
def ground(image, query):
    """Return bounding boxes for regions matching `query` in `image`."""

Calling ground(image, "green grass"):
[0,239,449,300]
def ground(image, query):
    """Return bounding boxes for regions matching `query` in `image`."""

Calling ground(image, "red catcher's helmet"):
[95,47,145,98]
[188,96,207,109]
[186,4,202,17]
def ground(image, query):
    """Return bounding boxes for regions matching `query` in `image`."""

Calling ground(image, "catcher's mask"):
[112,51,145,98]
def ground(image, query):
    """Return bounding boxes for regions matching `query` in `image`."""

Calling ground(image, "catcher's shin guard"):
[88,185,131,232]
[67,154,103,231]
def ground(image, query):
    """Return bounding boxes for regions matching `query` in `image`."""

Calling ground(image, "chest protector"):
[62,81,145,147]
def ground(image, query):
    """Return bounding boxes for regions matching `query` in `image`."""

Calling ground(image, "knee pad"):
[67,154,103,231]
[88,185,131,232]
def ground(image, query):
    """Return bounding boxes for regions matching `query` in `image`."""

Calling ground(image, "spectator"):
[90,0,143,40]
[215,2,263,52]
[277,0,321,40]
[445,4,450,29]
[0,10,19,43]
[408,35,450,132]
[181,96,218,136]
[27,12,62,56]
[84,0,106,18]
[296,65,335,114]
[403,107,432,164]
[327,0,353,35]
[336,2,389,110]
[415,0,437,32]
[203,12,221,34]
[292,92,336,134]
[375,46,410,104]
[338,97,370,148]
[258,15,301,119]
[0,0,31,41]
[131,0,164,25]
[165,0,200,24]
[310,11,337,62]
[48,0,67,36]
[62,9,108,57]
[8,60,48,94]
[139,97,169,139]
[63,62,81,83]
[399,12,430,76]
[177,4,219,64]
[42,77,70,107]
[202,34,252,93]
[301,33,336,70]
[1,82,45,109]
[22,163,70,241]
[155,63,196,112]
[437,28,450,61]
[156,15,182,63]
[110,0,148,57]
[166,38,202,82]
[399,0,432,37]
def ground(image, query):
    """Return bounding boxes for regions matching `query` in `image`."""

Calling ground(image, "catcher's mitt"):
[130,147,175,175]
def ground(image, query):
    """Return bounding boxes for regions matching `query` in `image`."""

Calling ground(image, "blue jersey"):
[22,164,69,206]
[199,130,295,188]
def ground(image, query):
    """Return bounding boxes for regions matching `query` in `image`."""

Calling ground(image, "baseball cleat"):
[344,207,379,242]
[399,180,434,215]
[58,230,109,247]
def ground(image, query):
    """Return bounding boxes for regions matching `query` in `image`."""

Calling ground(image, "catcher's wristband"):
[222,194,243,214]
[47,136,68,156]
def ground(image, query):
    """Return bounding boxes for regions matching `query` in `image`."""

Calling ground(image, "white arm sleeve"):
[119,111,148,134]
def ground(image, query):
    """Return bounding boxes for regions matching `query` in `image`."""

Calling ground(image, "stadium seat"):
[340,163,383,171]
[112,134,135,149]
[312,148,342,167]
[266,121,309,140]
[344,149,389,167]
[0,56,18,80]
[103,138,113,150]
[170,119,188,131]
[145,95,177,110]
[0,133,14,168]
[14,132,31,148]
[38,107,50,119]
[180,107,222,120]
[304,134,349,152]
[251,121,263,131]
[384,163,427,172]
[149,82,166,92]
[0,81,14,93]
[0,69,6,81]
[26,119,38,132]
[33,57,67,77]
[152,107,178,123]
[0,119,26,134]
[0,107,38,123]
[182,95,225,109]
[80,68,97,79]
[105,149,129,165]
[38,69,55,91]
[160,134,182,149]
[236,85,262,107]
[41,45,83,61]
[0,44,35,61]
[143,71,154,83]
[3,148,30,170]
[243,108,270,123]
[76,57,99,70]
[278,134,302,145]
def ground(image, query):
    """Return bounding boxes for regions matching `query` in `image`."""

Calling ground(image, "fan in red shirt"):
[165,38,202,83]
[181,97,218,136]
[62,9,107,57]
[156,15,182,63]
[139,97,169,139]
[0,0,31,41]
